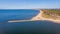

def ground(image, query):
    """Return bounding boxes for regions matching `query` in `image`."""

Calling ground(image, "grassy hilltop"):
[41,9,60,20]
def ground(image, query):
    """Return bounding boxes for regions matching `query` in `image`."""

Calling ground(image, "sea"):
[0,9,60,34]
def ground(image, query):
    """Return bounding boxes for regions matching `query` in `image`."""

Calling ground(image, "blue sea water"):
[0,9,60,34]
[0,9,39,23]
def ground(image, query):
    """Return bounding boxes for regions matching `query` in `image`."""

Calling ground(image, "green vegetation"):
[41,9,60,20]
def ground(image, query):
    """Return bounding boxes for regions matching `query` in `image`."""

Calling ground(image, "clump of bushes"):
[41,9,60,20]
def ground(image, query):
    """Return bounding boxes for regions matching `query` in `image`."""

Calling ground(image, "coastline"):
[8,10,60,23]
[31,10,60,23]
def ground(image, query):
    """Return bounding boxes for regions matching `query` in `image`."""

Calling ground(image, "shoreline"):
[31,10,60,23]
[8,10,60,23]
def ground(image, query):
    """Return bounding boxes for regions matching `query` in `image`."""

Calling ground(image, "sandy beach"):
[31,10,60,23]
[8,10,60,23]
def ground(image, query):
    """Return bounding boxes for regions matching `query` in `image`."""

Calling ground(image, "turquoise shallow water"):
[0,9,60,34]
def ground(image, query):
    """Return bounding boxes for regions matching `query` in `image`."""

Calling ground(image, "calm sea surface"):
[0,9,60,34]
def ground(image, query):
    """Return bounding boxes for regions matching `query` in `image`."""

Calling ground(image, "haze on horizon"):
[0,0,60,9]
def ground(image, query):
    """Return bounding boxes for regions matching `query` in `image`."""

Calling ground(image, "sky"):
[0,0,60,9]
